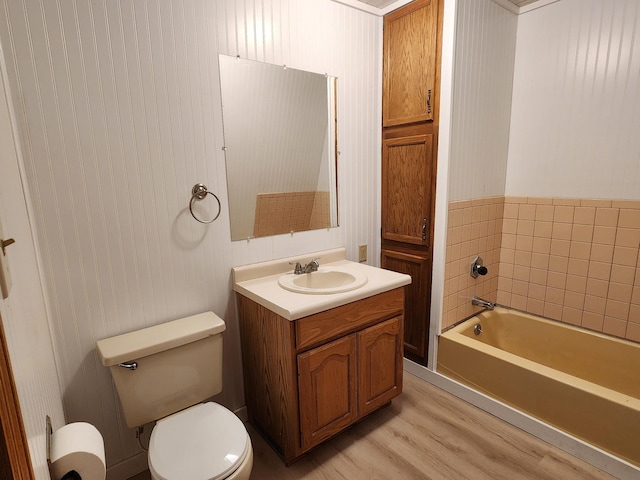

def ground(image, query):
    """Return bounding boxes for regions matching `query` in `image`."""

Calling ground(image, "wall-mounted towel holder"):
[189,183,221,224]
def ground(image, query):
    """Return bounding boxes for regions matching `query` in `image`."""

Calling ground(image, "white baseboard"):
[106,451,148,480]
[234,405,248,423]
[404,359,640,480]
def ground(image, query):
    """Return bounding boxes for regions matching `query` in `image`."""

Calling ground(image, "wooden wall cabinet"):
[383,0,439,127]
[237,289,404,464]
[381,0,443,365]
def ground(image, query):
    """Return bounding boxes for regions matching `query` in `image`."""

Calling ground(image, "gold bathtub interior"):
[437,307,640,468]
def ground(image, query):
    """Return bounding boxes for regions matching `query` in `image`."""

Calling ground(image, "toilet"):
[96,312,253,480]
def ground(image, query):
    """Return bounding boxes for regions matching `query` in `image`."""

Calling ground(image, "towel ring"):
[189,183,221,224]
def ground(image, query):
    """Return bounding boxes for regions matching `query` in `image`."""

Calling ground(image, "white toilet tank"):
[96,312,226,428]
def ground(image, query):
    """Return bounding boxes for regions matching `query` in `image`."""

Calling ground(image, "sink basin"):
[278,267,368,295]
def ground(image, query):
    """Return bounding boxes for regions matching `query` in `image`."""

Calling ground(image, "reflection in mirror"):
[219,54,338,241]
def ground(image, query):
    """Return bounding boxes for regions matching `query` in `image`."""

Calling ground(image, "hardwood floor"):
[129,372,616,480]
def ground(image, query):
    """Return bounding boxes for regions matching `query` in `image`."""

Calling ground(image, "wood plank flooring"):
[129,372,617,480]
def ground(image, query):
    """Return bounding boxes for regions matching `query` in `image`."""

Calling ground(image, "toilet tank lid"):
[96,312,225,366]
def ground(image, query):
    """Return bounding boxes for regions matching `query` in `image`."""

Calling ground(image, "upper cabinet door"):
[383,0,438,127]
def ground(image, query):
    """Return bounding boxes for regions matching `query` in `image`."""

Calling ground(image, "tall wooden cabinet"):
[381,0,442,365]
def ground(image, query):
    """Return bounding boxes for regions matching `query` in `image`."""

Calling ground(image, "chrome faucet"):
[471,296,494,310]
[290,257,320,275]
[304,258,320,273]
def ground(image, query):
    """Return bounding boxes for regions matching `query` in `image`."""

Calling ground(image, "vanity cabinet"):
[381,0,443,366]
[237,288,404,464]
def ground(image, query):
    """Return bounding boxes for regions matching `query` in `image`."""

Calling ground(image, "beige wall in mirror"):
[218,54,338,241]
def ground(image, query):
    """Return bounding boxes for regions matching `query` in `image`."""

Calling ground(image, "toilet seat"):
[148,402,250,480]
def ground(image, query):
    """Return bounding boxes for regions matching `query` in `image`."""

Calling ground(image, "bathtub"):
[437,307,640,468]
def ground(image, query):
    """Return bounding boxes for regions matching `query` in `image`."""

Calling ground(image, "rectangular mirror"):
[219,54,339,241]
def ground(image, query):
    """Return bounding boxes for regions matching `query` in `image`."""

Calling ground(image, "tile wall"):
[253,191,330,237]
[443,197,640,344]
[309,191,331,231]
[443,197,503,328]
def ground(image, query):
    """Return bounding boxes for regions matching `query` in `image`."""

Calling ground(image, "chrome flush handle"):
[118,361,138,371]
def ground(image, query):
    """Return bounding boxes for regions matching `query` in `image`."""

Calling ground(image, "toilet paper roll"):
[49,422,106,480]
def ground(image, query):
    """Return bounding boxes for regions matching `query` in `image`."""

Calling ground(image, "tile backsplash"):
[444,197,640,343]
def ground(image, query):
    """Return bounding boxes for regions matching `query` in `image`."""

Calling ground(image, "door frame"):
[0,311,34,479]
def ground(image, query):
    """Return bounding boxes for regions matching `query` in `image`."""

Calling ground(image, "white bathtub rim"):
[404,360,640,480]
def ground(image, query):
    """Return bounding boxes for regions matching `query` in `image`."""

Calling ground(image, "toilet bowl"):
[148,403,252,480]
[96,312,253,480]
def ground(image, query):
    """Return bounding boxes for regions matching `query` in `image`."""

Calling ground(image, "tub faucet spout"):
[472,296,494,310]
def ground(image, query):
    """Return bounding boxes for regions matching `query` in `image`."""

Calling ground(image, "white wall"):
[507,0,640,200]
[0,0,382,475]
[448,0,517,202]
[0,47,65,479]
[448,0,640,204]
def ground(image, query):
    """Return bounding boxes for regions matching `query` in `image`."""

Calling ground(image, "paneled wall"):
[445,0,640,336]
[447,0,517,202]
[0,57,65,479]
[500,0,640,335]
[0,0,382,475]
[442,0,516,330]
[507,0,640,200]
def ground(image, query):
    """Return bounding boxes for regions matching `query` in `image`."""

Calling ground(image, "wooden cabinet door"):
[357,316,403,417]
[382,133,434,246]
[381,250,431,365]
[383,0,438,127]
[297,335,357,451]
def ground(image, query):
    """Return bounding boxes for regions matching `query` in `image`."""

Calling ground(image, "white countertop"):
[232,248,412,320]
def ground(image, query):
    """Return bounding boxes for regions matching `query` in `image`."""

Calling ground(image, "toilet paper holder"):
[46,415,53,475]
[45,415,106,480]
[46,415,52,459]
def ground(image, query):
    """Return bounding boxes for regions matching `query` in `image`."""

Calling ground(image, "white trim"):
[328,0,415,17]
[329,0,383,16]
[518,0,561,14]
[404,361,640,480]
[489,0,520,14]
[380,0,417,16]
[375,16,384,268]
[489,0,562,16]
[429,0,458,370]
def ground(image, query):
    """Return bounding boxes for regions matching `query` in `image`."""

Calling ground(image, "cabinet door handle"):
[427,89,432,114]
[422,218,428,241]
